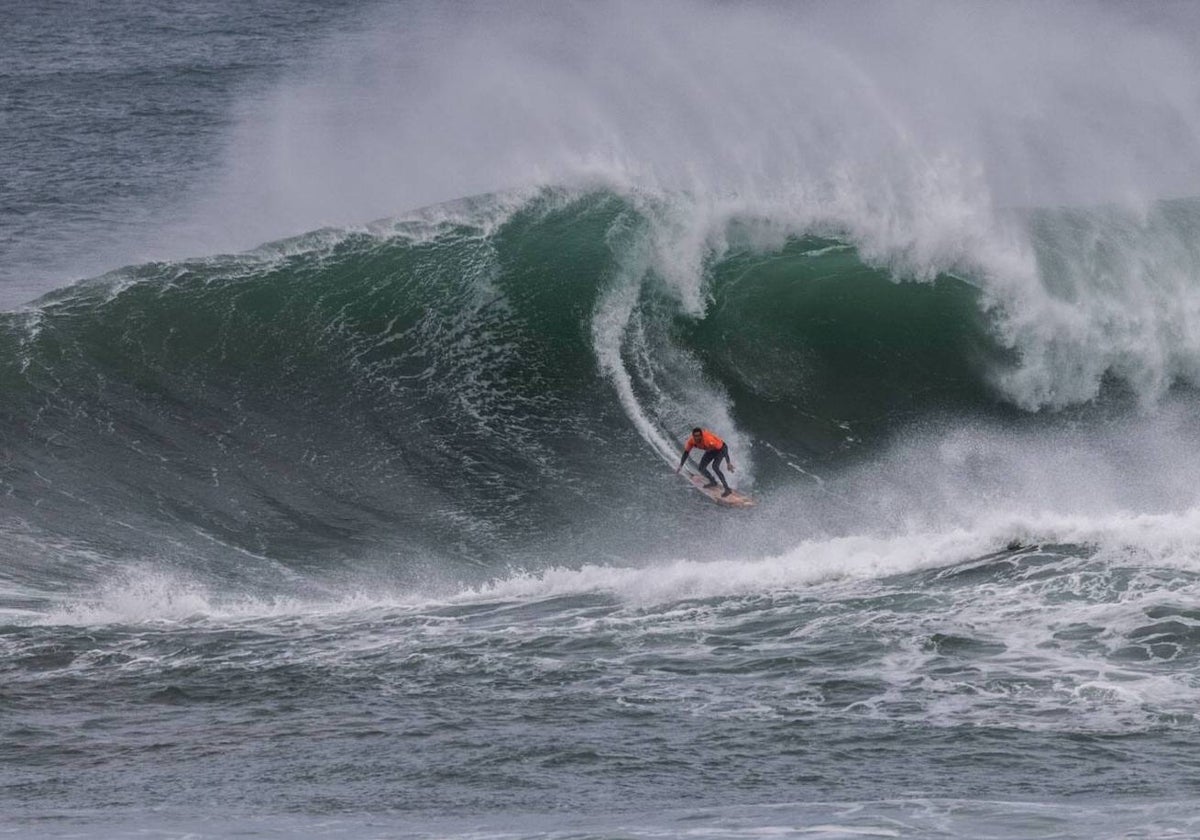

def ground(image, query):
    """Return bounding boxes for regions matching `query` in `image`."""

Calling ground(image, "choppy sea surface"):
[6,2,1200,838]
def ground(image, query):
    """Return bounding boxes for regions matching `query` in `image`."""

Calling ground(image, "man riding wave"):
[675,427,734,497]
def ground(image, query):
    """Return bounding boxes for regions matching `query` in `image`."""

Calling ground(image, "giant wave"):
[6,188,1200,607]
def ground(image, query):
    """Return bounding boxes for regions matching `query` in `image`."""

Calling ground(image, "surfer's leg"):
[697,451,719,487]
[711,455,730,493]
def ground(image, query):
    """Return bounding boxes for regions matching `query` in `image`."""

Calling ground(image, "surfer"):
[675,427,735,497]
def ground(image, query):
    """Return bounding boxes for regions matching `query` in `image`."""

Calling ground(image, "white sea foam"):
[26,496,1200,631]
[17,2,1200,412]
[175,0,1200,413]
[25,501,1200,738]
[38,571,241,627]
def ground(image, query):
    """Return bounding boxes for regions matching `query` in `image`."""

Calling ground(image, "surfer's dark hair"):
[692,427,703,435]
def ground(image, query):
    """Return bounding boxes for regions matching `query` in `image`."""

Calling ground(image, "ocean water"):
[6,2,1200,838]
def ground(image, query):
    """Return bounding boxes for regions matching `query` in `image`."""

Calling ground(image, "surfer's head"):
[691,427,703,441]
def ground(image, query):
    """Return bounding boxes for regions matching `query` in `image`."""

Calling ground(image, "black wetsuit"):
[697,444,730,492]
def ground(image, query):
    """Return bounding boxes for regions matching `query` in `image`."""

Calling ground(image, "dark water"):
[7,2,1200,838]
[0,0,364,306]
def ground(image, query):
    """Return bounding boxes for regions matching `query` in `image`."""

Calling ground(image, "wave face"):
[7,188,1200,587]
[0,189,1031,577]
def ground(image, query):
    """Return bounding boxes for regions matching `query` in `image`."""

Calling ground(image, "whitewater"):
[5,2,1200,838]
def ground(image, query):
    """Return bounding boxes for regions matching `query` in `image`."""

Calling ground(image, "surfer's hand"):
[729,463,735,472]
[674,466,680,474]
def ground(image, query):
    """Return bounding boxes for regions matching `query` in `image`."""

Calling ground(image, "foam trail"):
[589,205,752,476]
[591,229,677,464]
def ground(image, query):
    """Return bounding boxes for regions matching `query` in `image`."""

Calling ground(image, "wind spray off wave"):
[179,1,1200,415]
[9,3,1200,837]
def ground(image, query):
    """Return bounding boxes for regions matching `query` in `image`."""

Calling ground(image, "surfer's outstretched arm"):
[675,448,689,473]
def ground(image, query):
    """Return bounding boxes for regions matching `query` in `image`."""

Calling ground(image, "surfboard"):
[684,471,756,508]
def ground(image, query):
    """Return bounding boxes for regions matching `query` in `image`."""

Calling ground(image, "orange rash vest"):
[684,430,725,453]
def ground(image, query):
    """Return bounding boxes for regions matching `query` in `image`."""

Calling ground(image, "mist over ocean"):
[6,2,1200,838]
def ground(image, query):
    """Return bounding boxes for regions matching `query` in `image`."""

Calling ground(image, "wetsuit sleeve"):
[678,441,693,468]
